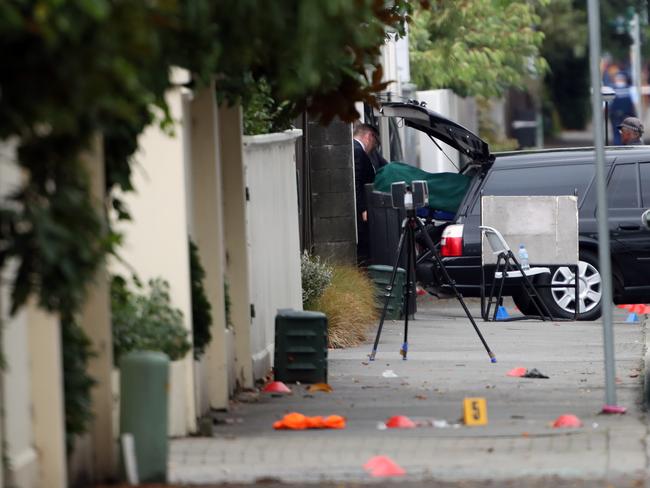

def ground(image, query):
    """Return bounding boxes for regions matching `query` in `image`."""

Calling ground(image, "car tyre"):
[535,250,603,321]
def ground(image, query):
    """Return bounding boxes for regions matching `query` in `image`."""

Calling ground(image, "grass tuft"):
[310,265,378,348]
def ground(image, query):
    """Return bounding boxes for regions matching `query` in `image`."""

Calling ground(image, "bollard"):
[119,350,170,483]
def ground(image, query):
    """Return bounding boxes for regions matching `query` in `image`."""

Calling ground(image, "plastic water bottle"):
[518,244,530,271]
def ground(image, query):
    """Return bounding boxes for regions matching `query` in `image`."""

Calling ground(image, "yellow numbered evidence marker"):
[463,397,488,426]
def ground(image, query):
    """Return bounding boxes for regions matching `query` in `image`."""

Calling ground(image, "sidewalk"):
[169,298,649,485]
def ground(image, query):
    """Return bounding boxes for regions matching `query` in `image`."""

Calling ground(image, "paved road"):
[169,297,649,485]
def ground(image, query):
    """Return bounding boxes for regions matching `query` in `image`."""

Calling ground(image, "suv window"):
[470,164,594,215]
[641,162,650,207]
[608,163,639,208]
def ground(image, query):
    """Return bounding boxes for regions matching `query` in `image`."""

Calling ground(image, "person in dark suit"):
[353,123,384,266]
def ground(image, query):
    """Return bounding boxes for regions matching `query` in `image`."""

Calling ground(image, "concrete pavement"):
[169,297,649,485]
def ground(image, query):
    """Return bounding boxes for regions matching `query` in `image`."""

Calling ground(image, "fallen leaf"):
[415,394,427,400]
[307,383,333,393]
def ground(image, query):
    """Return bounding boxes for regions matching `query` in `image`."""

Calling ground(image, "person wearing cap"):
[617,117,644,145]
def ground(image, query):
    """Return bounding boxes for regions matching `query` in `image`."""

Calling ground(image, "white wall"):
[243,130,303,380]
[111,85,196,436]
[0,143,40,488]
[415,89,477,173]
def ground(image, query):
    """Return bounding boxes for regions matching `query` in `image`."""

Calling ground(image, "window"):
[471,164,594,214]
[641,163,650,207]
[608,163,638,208]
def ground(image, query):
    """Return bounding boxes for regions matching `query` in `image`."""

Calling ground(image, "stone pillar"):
[189,86,230,409]
[27,304,67,488]
[218,104,254,389]
[307,118,356,263]
[79,135,116,480]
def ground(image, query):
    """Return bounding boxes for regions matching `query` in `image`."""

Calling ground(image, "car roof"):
[491,146,650,168]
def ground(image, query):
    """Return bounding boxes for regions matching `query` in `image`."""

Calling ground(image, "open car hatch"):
[379,101,492,168]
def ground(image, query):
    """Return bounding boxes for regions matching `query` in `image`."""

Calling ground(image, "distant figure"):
[610,72,637,145]
[353,123,382,266]
[617,117,644,145]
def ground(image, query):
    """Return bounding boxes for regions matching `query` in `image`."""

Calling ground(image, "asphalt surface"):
[168,297,649,485]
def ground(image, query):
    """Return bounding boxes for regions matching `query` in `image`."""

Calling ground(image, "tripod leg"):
[401,222,415,360]
[415,218,497,363]
[369,220,408,361]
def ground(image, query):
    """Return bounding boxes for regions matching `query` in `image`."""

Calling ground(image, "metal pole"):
[600,103,604,147]
[631,13,644,121]
[588,0,617,407]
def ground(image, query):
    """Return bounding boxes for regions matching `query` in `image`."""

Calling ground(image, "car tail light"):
[441,224,464,257]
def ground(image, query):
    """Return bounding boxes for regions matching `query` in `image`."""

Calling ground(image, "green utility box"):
[367,265,406,320]
[274,309,328,384]
[119,351,170,483]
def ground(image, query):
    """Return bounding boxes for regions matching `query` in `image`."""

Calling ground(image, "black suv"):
[376,102,650,320]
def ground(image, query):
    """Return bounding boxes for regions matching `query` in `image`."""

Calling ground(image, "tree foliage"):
[0,0,426,318]
[409,0,548,98]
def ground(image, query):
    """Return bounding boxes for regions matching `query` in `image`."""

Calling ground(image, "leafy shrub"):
[300,252,333,308]
[307,266,378,348]
[189,239,213,359]
[111,276,191,363]
[243,78,293,135]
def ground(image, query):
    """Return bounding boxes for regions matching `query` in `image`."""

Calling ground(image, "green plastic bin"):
[368,265,406,320]
[274,309,328,384]
[119,351,169,483]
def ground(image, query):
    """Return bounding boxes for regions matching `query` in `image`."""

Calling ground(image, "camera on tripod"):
[390,180,429,210]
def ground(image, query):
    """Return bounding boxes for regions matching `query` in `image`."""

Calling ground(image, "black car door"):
[606,161,650,286]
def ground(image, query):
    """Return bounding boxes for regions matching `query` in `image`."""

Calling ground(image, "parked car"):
[376,102,650,320]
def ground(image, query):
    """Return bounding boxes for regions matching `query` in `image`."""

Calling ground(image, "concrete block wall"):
[307,118,356,264]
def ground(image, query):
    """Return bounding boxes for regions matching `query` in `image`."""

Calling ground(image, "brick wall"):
[307,117,356,264]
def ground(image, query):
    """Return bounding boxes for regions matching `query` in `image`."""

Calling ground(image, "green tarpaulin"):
[373,162,471,213]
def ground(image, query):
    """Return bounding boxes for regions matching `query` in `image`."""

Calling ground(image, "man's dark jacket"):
[354,140,387,214]
[354,140,376,218]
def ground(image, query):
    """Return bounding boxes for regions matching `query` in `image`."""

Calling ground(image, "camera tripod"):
[368,205,497,363]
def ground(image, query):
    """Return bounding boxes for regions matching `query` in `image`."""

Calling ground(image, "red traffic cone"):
[262,381,292,393]
[630,304,645,314]
[552,414,582,428]
[506,367,527,377]
[363,455,406,477]
[385,415,416,429]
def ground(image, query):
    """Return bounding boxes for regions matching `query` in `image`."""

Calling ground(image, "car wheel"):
[538,250,603,321]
